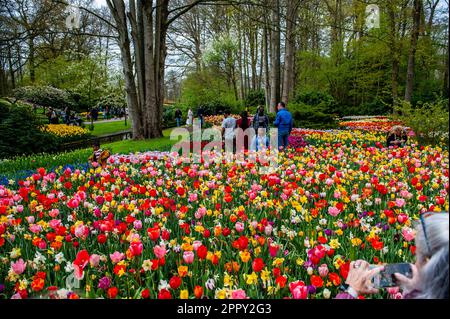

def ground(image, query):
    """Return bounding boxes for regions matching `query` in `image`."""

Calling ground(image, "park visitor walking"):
[236,110,251,151]
[175,108,182,127]
[273,102,293,151]
[186,109,193,126]
[221,110,237,153]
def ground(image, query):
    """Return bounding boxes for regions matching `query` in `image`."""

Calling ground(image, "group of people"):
[220,102,293,152]
[177,107,204,128]
[176,102,294,152]
[87,106,126,122]
[47,107,83,126]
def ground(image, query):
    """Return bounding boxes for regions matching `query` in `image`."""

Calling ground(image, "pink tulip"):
[395,198,406,208]
[89,254,100,267]
[289,281,308,299]
[110,251,125,264]
[38,240,47,249]
[193,241,202,251]
[11,259,26,275]
[328,206,340,217]
[183,251,195,264]
[16,205,23,213]
[231,289,248,299]
[401,227,415,241]
[49,209,59,218]
[133,220,142,230]
[153,244,166,259]
[397,213,408,224]
[318,264,329,277]
[29,224,42,234]
[386,287,400,294]
[235,222,244,233]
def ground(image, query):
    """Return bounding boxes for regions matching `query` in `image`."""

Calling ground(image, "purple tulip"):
[0,283,4,293]
[308,285,316,294]
[98,276,111,290]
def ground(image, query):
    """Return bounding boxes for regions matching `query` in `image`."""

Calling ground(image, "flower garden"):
[0,117,448,300]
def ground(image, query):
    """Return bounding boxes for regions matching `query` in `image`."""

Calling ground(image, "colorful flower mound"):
[339,117,404,132]
[204,115,240,126]
[0,130,448,300]
[41,124,89,138]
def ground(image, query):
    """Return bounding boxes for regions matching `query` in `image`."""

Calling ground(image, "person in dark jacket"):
[175,108,182,127]
[197,106,204,128]
[273,102,293,151]
[253,106,269,131]
[236,110,252,152]
[387,125,407,147]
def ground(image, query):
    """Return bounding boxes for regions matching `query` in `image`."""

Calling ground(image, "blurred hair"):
[414,213,449,299]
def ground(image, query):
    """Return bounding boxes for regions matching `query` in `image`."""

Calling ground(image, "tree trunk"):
[263,24,271,112]
[237,15,245,100]
[107,0,143,139]
[269,0,281,113]
[28,36,35,83]
[405,0,422,102]
[444,39,449,98]
[387,2,400,109]
[7,46,15,90]
[282,0,298,105]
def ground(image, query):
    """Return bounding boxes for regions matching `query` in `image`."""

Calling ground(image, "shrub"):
[0,102,59,158]
[288,103,338,129]
[293,90,338,114]
[244,89,265,108]
[94,92,126,111]
[13,86,76,111]
[394,99,449,146]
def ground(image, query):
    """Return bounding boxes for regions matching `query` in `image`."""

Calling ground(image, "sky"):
[93,0,106,7]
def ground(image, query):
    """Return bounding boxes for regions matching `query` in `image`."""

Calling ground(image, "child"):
[88,141,110,168]
[250,127,269,151]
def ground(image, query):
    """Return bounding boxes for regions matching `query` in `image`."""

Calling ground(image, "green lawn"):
[88,120,132,136]
[0,127,187,180]
[103,128,185,153]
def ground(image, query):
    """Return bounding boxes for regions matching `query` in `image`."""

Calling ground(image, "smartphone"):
[371,263,413,288]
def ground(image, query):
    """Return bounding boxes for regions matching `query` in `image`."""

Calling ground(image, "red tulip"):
[197,245,208,260]
[147,226,160,241]
[141,288,150,299]
[158,288,172,299]
[252,258,265,272]
[169,276,182,290]
[107,287,118,299]
[310,275,323,288]
[194,285,203,298]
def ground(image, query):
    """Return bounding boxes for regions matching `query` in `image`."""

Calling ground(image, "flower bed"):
[0,130,448,299]
[41,124,90,141]
[339,117,404,132]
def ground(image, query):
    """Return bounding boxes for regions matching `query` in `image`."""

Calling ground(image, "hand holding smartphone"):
[371,263,413,288]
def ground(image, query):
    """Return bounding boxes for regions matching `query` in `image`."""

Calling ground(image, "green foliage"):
[0,101,59,158]
[244,89,265,108]
[13,85,76,110]
[94,92,126,110]
[394,99,449,146]
[288,103,338,129]
[293,90,338,114]
[180,69,241,115]
[26,55,111,110]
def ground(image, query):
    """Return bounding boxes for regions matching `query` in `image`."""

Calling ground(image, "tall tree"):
[282,0,300,105]
[269,0,281,113]
[405,0,423,102]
